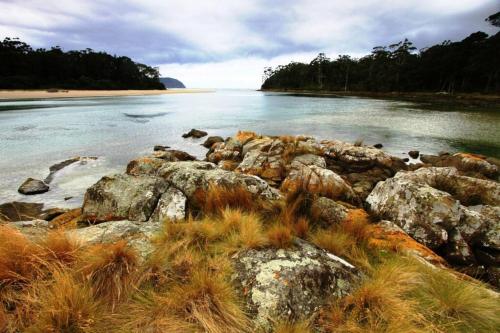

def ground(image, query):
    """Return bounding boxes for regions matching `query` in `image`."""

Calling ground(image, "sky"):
[0,0,498,88]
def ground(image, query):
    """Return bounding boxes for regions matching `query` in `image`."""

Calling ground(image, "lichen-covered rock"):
[126,157,167,176]
[68,220,161,258]
[202,136,224,148]
[321,140,406,172]
[232,239,360,330]
[241,137,274,157]
[49,208,82,228]
[366,175,459,248]
[310,197,349,227]
[82,174,169,222]
[282,155,356,201]
[420,152,498,179]
[366,167,500,267]
[236,139,286,182]
[368,220,447,267]
[206,138,243,164]
[158,161,281,201]
[18,178,49,195]
[149,187,186,222]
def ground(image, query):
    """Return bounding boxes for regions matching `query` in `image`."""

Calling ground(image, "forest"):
[0,38,165,90]
[262,14,500,94]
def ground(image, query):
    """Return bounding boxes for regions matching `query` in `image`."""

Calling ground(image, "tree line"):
[262,13,500,94]
[0,38,165,90]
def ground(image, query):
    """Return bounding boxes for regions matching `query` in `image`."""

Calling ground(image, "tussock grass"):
[3,176,499,333]
[39,231,80,267]
[267,223,294,249]
[195,184,256,216]
[272,320,312,333]
[0,226,45,295]
[77,240,138,307]
[24,269,101,333]
[413,266,500,332]
[167,269,251,333]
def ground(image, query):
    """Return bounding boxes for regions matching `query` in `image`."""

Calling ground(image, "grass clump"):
[24,269,102,333]
[77,240,138,307]
[272,320,312,333]
[267,223,294,249]
[413,266,500,332]
[195,184,256,216]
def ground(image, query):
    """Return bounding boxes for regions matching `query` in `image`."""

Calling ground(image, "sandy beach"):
[0,89,213,100]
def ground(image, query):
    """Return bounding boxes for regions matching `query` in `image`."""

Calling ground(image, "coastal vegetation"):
[0,38,165,90]
[1,187,498,332]
[1,131,499,332]
[262,13,500,94]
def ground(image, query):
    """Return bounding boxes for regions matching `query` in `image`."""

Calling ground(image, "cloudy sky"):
[1,0,498,88]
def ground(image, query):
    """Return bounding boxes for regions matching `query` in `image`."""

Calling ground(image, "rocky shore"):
[1,130,499,332]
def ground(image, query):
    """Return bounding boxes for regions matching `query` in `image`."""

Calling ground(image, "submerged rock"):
[182,128,208,138]
[232,239,360,330]
[153,145,170,151]
[18,178,49,195]
[82,174,169,222]
[408,150,420,159]
[0,201,65,222]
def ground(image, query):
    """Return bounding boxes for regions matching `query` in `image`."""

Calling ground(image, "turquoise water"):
[1,89,499,207]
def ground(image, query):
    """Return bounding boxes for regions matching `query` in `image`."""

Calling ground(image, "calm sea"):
[1,89,498,207]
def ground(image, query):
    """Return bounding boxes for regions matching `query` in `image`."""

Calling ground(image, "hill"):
[160,77,186,88]
[0,38,165,90]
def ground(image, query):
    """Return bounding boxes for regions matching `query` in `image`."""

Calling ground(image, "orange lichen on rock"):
[368,221,447,267]
[50,208,82,229]
[454,152,486,161]
[235,130,258,144]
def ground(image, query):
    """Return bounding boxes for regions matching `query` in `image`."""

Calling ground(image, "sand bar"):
[0,89,214,100]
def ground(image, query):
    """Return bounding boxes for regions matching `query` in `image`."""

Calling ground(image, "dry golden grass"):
[39,231,80,267]
[0,226,45,294]
[23,269,102,333]
[272,320,312,333]
[413,266,500,332]
[77,240,139,307]
[167,269,251,333]
[267,223,294,249]
[3,188,499,333]
[194,184,257,216]
[321,258,426,333]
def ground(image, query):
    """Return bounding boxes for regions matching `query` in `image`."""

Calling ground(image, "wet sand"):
[0,89,214,100]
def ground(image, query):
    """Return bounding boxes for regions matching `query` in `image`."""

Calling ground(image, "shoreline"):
[260,89,500,108]
[0,89,214,100]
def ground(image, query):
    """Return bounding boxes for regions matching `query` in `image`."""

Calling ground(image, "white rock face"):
[232,239,360,330]
[149,187,186,222]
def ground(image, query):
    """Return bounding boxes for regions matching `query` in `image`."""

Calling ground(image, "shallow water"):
[1,89,499,208]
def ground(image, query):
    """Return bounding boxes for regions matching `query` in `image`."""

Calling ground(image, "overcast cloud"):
[1,0,498,88]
